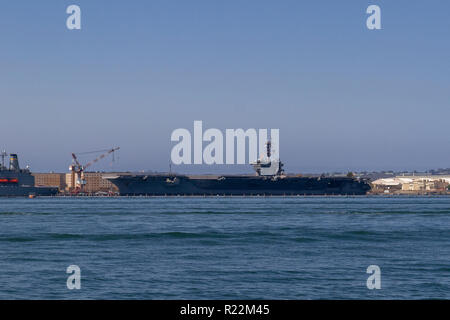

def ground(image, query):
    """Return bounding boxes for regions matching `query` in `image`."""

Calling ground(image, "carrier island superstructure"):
[105,142,371,196]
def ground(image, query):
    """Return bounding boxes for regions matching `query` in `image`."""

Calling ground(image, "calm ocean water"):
[0,196,449,299]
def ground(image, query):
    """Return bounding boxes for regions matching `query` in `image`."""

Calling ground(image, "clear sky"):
[0,1,449,173]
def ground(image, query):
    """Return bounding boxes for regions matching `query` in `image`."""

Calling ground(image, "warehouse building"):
[372,176,450,194]
[32,173,66,191]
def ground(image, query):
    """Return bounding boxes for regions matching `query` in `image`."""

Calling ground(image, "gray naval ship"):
[0,152,58,197]
[105,143,371,196]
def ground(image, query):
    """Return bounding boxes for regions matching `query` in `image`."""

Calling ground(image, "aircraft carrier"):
[0,152,58,197]
[105,143,371,196]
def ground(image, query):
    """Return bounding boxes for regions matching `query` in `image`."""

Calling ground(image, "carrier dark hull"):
[106,174,371,196]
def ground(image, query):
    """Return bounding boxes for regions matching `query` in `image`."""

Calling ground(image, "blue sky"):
[0,1,449,173]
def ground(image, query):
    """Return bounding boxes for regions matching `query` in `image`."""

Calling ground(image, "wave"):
[0,230,317,243]
[0,231,232,242]
[0,211,27,215]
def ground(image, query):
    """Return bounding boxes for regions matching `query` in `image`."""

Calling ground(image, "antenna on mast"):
[1,150,7,169]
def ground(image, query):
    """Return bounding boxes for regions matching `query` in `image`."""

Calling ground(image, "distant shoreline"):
[2,194,449,199]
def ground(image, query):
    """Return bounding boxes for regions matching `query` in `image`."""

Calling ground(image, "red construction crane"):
[69,147,120,192]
